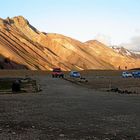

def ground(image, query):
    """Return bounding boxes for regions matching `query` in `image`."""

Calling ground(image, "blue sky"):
[0,0,140,50]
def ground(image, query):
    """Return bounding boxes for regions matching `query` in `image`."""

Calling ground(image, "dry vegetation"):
[0,70,50,77]
[66,70,140,94]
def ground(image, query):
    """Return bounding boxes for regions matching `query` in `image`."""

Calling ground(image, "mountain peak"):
[0,16,30,29]
[112,46,140,58]
[11,16,29,27]
[85,40,98,44]
[85,40,106,46]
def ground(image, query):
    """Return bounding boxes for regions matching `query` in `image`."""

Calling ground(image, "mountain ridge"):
[0,16,140,70]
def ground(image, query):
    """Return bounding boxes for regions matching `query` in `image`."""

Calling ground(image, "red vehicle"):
[52,68,64,78]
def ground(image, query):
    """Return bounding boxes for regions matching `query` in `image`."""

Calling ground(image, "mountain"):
[0,16,140,70]
[112,46,140,59]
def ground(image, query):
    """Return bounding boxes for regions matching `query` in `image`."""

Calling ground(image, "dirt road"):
[0,75,140,140]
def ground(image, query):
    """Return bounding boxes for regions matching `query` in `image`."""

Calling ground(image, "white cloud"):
[95,34,111,46]
[121,36,140,51]
[135,28,140,34]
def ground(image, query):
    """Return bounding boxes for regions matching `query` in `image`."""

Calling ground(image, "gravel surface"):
[0,75,140,140]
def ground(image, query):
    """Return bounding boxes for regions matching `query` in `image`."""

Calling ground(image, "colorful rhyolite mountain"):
[0,16,140,70]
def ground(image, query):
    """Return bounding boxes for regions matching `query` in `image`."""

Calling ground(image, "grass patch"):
[0,80,12,90]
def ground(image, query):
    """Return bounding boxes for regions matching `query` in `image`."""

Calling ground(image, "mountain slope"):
[0,16,140,70]
[85,40,140,70]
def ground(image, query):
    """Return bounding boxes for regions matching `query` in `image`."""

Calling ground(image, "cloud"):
[95,34,111,46]
[135,28,140,34]
[121,36,140,51]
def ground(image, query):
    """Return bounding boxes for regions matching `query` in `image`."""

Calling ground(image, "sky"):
[0,0,140,50]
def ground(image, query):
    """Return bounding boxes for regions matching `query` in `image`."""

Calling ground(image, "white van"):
[122,72,132,78]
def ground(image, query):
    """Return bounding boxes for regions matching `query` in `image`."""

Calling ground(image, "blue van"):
[132,71,140,78]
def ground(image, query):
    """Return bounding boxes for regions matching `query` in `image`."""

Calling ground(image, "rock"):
[12,132,16,135]
[6,125,9,128]
[59,134,65,137]
[104,138,110,140]
[32,126,35,129]
[111,88,119,92]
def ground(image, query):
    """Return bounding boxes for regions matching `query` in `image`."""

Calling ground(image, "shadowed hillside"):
[0,16,140,70]
[0,54,27,69]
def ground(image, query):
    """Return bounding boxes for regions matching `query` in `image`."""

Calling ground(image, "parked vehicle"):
[122,71,133,78]
[70,71,81,78]
[132,71,140,78]
[52,68,64,78]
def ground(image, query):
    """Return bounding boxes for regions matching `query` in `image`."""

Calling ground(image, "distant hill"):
[111,46,140,59]
[0,16,140,70]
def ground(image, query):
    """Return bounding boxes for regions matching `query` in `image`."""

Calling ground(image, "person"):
[118,66,121,70]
